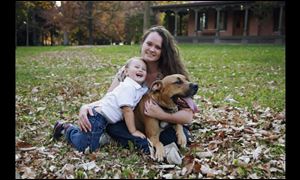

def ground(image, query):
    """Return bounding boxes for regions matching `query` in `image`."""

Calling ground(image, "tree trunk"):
[15,19,17,47]
[143,1,151,33]
[87,1,93,45]
[32,12,37,46]
[50,30,54,46]
[63,31,69,45]
[16,29,17,47]
[26,16,29,46]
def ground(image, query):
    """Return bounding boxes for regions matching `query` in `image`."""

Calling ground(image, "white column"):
[194,9,198,36]
[174,10,178,36]
[278,4,284,36]
[215,7,220,37]
[243,6,249,36]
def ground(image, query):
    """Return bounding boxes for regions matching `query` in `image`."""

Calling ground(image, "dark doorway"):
[165,13,175,35]
[233,11,244,36]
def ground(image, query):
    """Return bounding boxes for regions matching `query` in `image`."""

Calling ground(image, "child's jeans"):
[65,108,108,152]
[106,120,191,154]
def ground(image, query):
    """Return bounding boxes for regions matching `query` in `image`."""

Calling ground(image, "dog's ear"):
[151,80,163,92]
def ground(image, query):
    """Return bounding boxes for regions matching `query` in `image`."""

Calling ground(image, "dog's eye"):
[174,79,182,84]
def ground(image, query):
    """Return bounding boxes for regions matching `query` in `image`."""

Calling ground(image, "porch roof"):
[151,1,252,11]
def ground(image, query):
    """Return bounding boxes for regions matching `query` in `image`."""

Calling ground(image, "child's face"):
[125,59,147,84]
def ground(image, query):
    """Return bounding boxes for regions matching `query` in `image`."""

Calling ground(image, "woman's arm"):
[122,106,146,138]
[107,65,125,92]
[144,100,193,124]
[78,100,102,132]
[107,75,120,92]
[78,73,120,132]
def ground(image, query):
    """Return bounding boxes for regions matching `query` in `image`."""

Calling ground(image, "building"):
[151,1,285,44]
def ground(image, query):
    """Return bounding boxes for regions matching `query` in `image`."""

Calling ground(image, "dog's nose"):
[190,83,198,92]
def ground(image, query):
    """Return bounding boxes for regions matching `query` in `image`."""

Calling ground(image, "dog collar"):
[150,95,178,113]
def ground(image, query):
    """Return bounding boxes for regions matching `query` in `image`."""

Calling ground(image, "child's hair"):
[125,57,146,69]
[117,57,147,82]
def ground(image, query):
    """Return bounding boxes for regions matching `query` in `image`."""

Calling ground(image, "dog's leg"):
[149,135,165,162]
[145,118,165,162]
[175,124,187,148]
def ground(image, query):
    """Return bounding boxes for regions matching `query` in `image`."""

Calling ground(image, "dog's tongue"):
[181,97,199,113]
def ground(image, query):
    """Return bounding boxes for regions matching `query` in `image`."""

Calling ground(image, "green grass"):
[16,44,285,113]
[15,44,285,131]
[179,44,285,112]
[16,44,285,145]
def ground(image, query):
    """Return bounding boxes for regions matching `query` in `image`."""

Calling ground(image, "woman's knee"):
[107,122,150,154]
[159,125,190,146]
[134,138,150,154]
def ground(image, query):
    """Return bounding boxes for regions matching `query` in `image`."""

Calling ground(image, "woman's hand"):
[78,105,93,132]
[144,99,194,124]
[144,99,166,120]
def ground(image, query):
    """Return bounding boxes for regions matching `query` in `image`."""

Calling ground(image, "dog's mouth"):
[172,96,199,113]
[171,83,199,113]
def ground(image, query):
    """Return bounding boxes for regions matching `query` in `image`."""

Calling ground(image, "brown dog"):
[134,74,198,161]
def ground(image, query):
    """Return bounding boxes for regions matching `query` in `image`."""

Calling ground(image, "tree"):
[250,1,279,35]
[59,1,84,45]
[16,1,55,46]
[87,1,94,45]
[143,1,151,33]
[124,12,144,44]
[93,1,126,44]
[16,1,160,45]
[16,1,35,46]
[30,1,54,45]
[123,1,148,44]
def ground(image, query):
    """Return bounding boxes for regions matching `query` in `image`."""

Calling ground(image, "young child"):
[53,57,148,153]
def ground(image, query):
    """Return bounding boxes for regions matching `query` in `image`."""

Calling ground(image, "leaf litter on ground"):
[15,95,285,179]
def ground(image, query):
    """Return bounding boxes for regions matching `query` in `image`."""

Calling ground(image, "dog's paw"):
[155,152,165,162]
[155,145,165,162]
[177,134,187,148]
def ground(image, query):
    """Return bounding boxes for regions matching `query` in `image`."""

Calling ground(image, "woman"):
[78,26,198,154]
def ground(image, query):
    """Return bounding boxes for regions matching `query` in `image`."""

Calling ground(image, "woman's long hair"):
[141,26,189,80]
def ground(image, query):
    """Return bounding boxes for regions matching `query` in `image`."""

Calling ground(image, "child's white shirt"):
[94,77,148,123]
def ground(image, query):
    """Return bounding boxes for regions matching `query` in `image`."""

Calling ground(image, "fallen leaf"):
[79,161,97,171]
[20,167,36,179]
[196,151,213,158]
[252,146,262,160]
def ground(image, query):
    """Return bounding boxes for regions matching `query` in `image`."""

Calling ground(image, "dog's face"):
[150,74,198,110]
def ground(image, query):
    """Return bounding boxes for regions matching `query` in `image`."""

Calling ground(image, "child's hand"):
[131,130,146,139]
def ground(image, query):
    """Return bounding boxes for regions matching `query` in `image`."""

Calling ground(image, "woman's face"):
[141,32,162,63]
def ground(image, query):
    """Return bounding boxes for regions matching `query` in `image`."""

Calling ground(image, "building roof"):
[151,1,252,11]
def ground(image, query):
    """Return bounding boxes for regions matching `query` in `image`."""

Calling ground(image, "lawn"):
[16,44,285,178]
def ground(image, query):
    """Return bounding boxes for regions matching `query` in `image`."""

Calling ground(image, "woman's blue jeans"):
[106,120,190,154]
[65,108,108,152]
